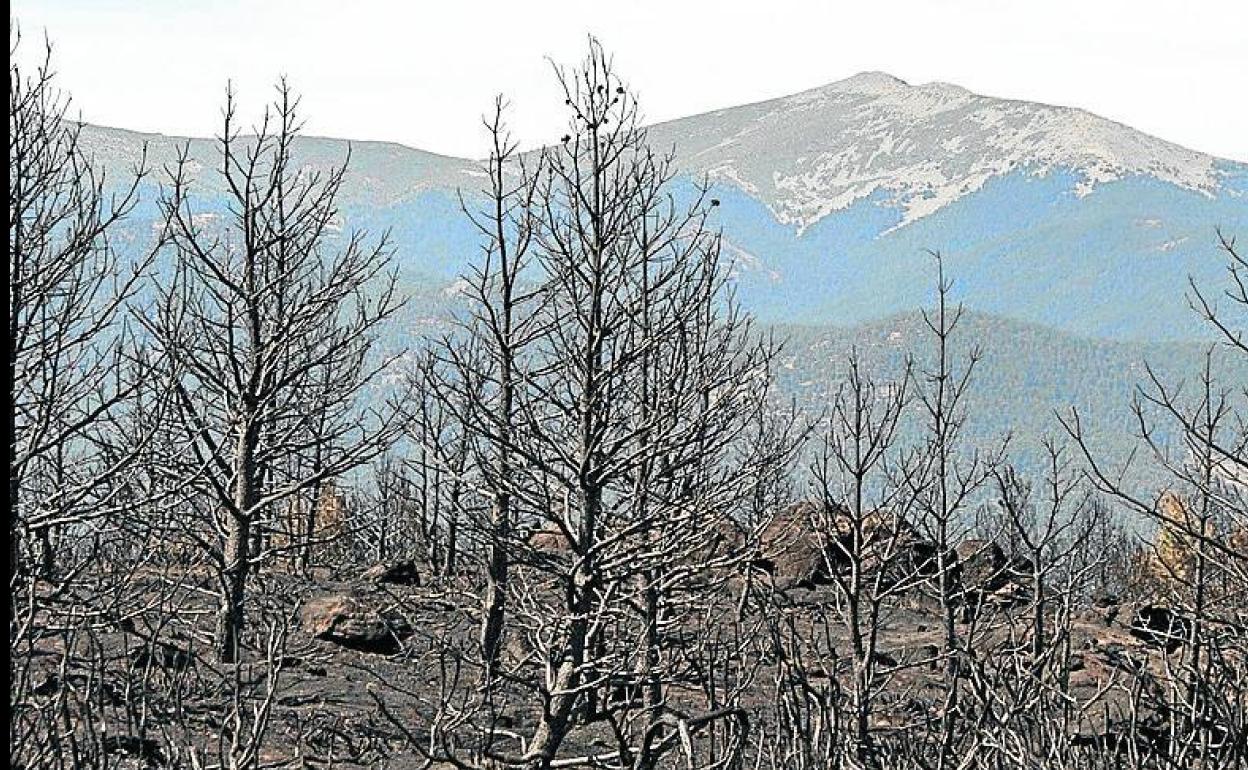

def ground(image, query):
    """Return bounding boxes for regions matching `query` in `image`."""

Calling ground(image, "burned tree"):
[1062,232,1247,767]
[142,82,403,662]
[423,98,542,674]
[807,351,921,763]
[909,252,1007,767]
[386,40,791,769]
[402,349,475,577]
[8,29,150,583]
[510,42,783,766]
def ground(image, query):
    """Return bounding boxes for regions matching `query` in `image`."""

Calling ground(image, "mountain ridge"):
[77,70,1243,233]
[643,71,1233,232]
[79,70,1245,166]
[74,72,1248,343]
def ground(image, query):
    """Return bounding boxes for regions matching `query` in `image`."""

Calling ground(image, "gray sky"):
[11,0,1248,160]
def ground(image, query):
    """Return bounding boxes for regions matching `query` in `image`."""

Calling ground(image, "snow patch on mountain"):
[651,72,1227,233]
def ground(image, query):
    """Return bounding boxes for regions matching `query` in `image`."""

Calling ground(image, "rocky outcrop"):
[952,540,1009,593]
[753,504,833,588]
[829,509,940,584]
[527,529,571,552]
[753,501,939,589]
[524,528,577,571]
[301,592,413,655]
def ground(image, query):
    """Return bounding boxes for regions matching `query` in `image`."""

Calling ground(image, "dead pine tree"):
[512,42,783,766]
[390,39,789,770]
[403,349,473,576]
[976,443,1105,765]
[990,442,1098,674]
[8,29,152,585]
[909,251,1007,768]
[809,349,921,765]
[142,81,403,663]
[422,96,543,678]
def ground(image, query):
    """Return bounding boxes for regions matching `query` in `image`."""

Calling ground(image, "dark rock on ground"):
[358,560,421,586]
[129,641,196,671]
[301,592,414,655]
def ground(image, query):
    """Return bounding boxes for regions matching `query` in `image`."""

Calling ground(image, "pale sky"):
[11,0,1248,160]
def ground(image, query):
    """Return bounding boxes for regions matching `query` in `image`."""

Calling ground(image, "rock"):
[684,519,749,567]
[1129,605,1190,652]
[952,539,1009,594]
[358,560,421,586]
[1072,711,1169,756]
[878,534,941,586]
[830,505,938,583]
[753,503,835,588]
[525,528,576,571]
[833,650,899,674]
[1097,603,1122,626]
[301,593,413,655]
[33,672,123,704]
[31,672,82,697]
[988,580,1031,606]
[1006,555,1035,579]
[872,650,899,668]
[754,501,938,590]
[528,528,572,552]
[1092,592,1120,608]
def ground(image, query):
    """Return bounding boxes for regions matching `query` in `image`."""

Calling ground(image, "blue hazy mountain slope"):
[77,72,1247,343]
[701,163,1248,340]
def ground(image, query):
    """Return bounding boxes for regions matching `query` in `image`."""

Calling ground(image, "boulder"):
[1085,594,1123,626]
[1071,708,1171,757]
[301,592,413,655]
[828,505,941,587]
[753,503,835,588]
[525,528,576,570]
[527,528,574,553]
[693,518,750,561]
[129,641,196,671]
[752,501,943,591]
[952,539,1009,593]
[1092,591,1120,608]
[101,735,165,764]
[1005,554,1035,581]
[358,560,421,586]
[884,535,941,584]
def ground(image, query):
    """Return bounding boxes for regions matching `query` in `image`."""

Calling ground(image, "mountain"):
[72,74,1247,484]
[648,71,1224,232]
[79,71,1246,342]
[643,73,1246,341]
